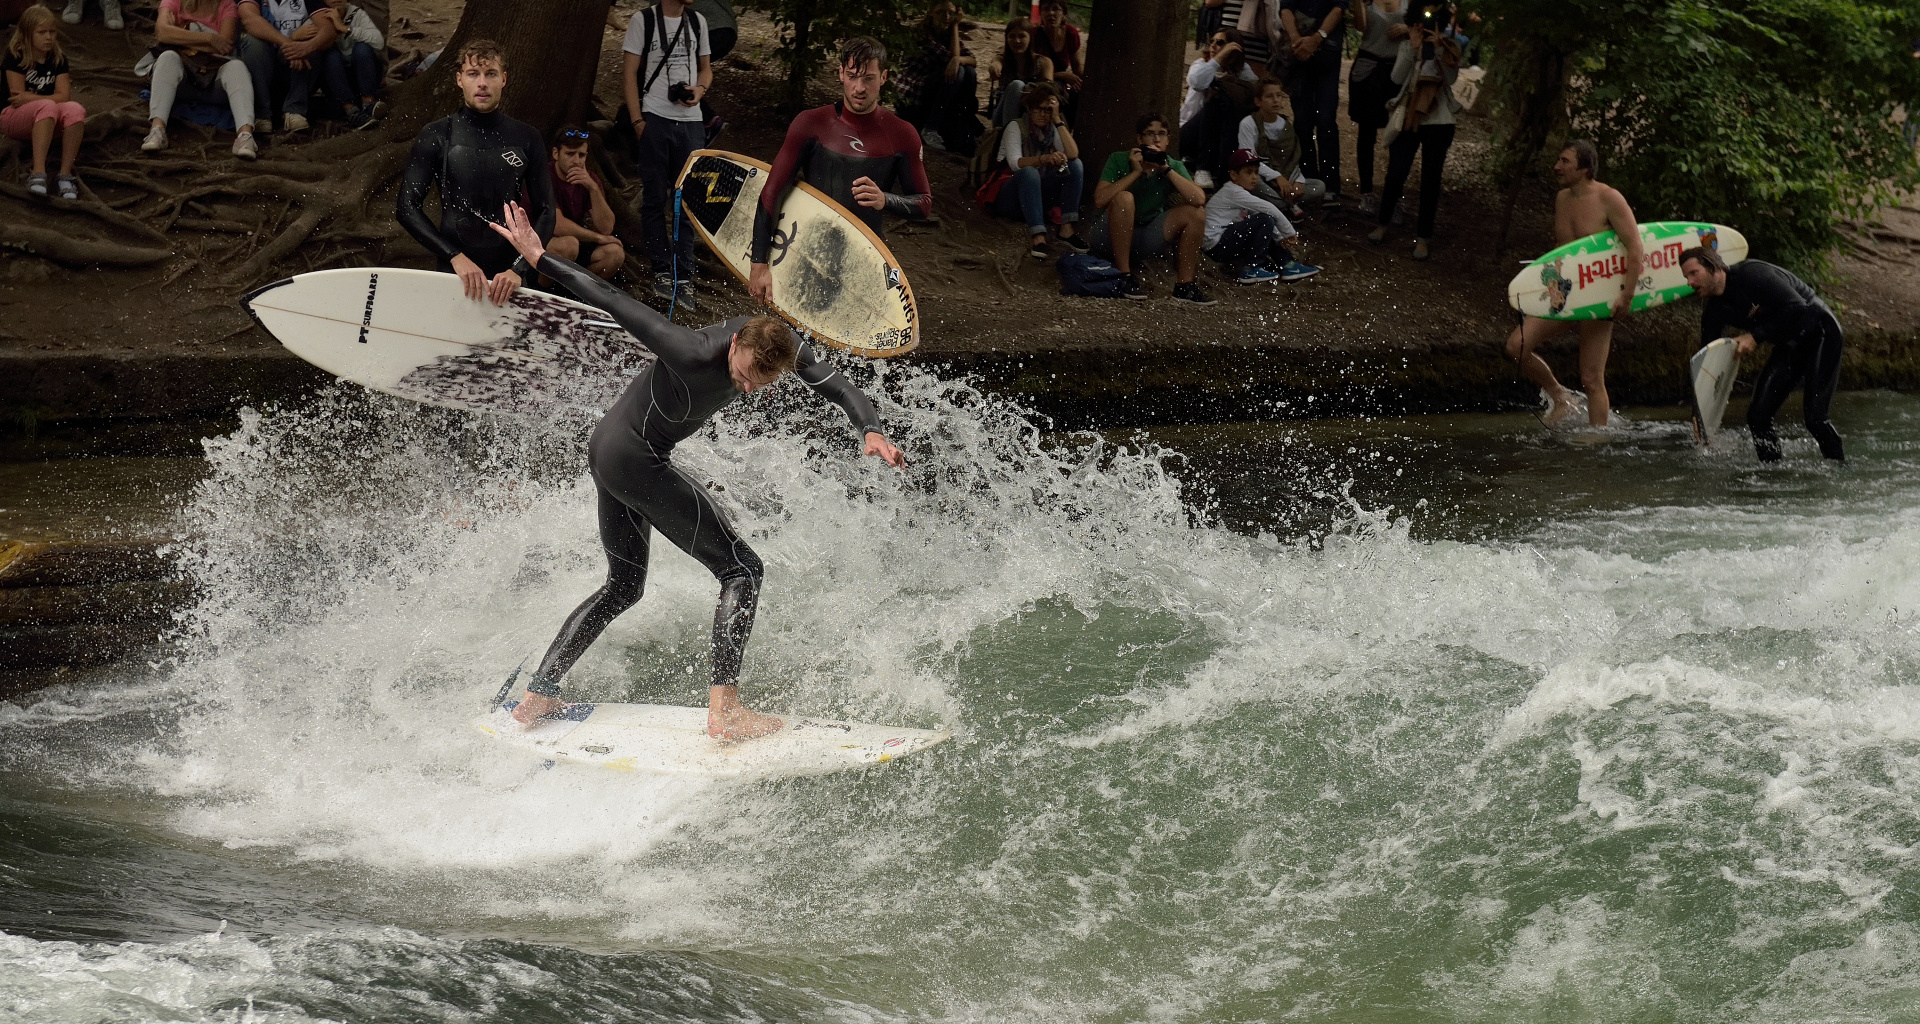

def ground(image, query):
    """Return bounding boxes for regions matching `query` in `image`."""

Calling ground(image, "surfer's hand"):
[487,269,521,305]
[1610,292,1633,319]
[851,176,885,210]
[1734,334,1756,357]
[864,432,906,468]
[489,201,547,270]
[748,262,773,303]
[450,253,486,300]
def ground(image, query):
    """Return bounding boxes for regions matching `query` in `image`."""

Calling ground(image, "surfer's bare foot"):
[511,690,564,726]
[708,685,784,740]
[1540,391,1578,427]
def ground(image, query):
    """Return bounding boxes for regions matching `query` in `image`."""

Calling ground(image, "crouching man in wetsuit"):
[488,202,907,740]
[396,39,555,305]
[1680,246,1845,463]
[746,35,932,303]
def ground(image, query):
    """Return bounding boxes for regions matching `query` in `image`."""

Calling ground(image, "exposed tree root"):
[0,222,172,267]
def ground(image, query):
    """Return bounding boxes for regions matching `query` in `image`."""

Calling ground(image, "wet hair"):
[457,38,507,73]
[7,5,63,64]
[735,316,800,377]
[840,35,889,73]
[1021,80,1062,111]
[1563,139,1599,178]
[1678,246,1726,275]
[1136,112,1170,135]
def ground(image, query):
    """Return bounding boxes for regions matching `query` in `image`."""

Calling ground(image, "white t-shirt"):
[622,7,710,123]
[257,0,315,36]
[1237,114,1309,185]
[1204,180,1295,250]
[999,120,1062,170]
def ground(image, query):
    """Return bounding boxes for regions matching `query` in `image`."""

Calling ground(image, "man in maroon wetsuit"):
[747,36,933,302]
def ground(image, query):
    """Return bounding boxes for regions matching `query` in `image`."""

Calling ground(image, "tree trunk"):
[1488,35,1569,255]
[1079,0,1190,176]
[784,0,816,109]
[389,0,612,138]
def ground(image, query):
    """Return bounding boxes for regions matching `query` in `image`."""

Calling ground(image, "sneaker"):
[61,0,80,24]
[1356,193,1378,215]
[1172,281,1216,305]
[232,131,257,159]
[282,112,310,132]
[1318,190,1345,207]
[1193,169,1216,190]
[1116,274,1148,300]
[254,118,273,134]
[345,106,372,130]
[1028,238,1051,260]
[1235,265,1280,285]
[704,115,725,147]
[101,0,121,29]
[26,172,47,196]
[1277,260,1322,282]
[1058,230,1089,254]
[141,122,168,152]
[652,273,676,302]
[673,278,698,311]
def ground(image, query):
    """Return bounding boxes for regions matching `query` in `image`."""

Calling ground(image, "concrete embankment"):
[0,538,184,697]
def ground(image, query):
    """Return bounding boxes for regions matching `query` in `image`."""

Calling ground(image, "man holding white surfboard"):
[746,36,933,304]
[1503,140,1643,428]
[486,201,907,741]
[1680,247,1845,463]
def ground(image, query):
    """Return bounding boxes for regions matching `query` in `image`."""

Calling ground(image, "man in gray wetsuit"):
[488,202,906,740]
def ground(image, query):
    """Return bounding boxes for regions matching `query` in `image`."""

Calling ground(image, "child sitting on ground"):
[1236,79,1326,219]
[1203,148,1321,284]
[2,4,86,199]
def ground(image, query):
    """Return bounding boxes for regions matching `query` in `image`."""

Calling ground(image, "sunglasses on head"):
[559,128,591,143]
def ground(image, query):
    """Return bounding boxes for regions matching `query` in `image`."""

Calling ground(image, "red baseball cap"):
[1227,148,1261,170]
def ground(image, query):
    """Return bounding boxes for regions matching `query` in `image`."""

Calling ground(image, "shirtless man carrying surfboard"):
[1504,140,1643,428]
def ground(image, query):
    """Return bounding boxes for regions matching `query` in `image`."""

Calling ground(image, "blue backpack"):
[1056,253,1127,298]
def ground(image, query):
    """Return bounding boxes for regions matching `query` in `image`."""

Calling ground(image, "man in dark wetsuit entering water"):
[396,39,555,306]
[1681,247,1845,463]
[746,36,932,304]
[488,202,907,740]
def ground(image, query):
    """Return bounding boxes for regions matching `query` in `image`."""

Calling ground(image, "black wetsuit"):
[1700,260,1845,462]
[526,255,886,698]
[397,105,557,277]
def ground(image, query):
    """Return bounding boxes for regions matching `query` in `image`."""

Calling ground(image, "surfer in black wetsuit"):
[488,201,907,740]
[1680,247,1845,463]
[746,36,933,304]
[396,39,555,306]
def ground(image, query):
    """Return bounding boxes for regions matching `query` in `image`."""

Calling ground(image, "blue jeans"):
[237,33,317,118]
[993,160,1083,236]
[320,42,383,107]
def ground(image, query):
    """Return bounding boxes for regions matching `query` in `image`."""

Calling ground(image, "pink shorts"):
[1,98,87,140]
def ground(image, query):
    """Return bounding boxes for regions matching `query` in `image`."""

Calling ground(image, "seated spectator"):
[1205,148,1321,284]
[310,0,384,128]
[988,16,1051,127]
[545,124,625,280]
[59,0,119,30]
[1237,78,1326,213]
[1088,112,1213,305]
[1030,0,1082,123]
[3,5,85,199]
[898,0,981,154]
[141,0,257,159]
[1177,28,1256,190]
[236,0,335,133]
[986,82,1083,259]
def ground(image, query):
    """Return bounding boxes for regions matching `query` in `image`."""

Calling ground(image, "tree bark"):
[1488,36,1569,255]
[784,0,817,109]
[389,0,613,138]
[1079,0,1190,177]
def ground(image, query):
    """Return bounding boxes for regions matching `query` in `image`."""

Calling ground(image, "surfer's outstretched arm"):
[491,202,708,370]
[794,345,905,467]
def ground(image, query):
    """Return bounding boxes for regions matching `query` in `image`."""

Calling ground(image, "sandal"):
[26,172,47,196]
[56,175,79,201]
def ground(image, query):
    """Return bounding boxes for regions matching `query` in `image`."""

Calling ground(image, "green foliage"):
[733,0,925,105]
[1471,0,1920,273]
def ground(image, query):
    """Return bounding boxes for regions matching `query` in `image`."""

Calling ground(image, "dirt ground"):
[2,1,1917,372]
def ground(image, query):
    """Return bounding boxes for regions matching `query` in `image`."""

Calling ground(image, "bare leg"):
[31,116,54,176]
[1106,192,1137,274]
[588,241,626,279]
[60,121,84,176]
[1505,316,1577,425]
[1577,320,1614,427]
[1170,205,1205,284]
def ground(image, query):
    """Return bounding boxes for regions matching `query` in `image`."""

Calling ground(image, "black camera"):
[668,81,697,104]
[1405,1,1452,31]
[1141,148,1168,166]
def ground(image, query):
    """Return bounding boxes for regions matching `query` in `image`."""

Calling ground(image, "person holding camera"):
[1366,0,1460,261]
[1177,27,1258,190]
[1089,112,1213,304]
[622,0,712,309]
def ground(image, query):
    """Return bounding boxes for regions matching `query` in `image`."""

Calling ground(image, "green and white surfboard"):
[1508,221,1748,321]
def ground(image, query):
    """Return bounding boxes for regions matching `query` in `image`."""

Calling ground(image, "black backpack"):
[1056,253,1127,298]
